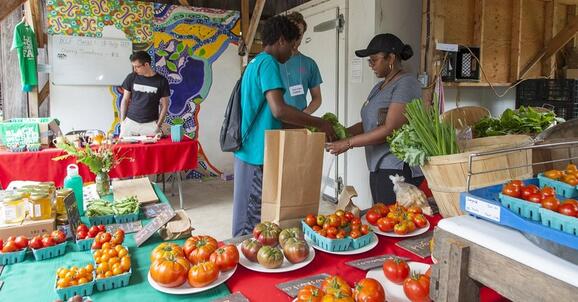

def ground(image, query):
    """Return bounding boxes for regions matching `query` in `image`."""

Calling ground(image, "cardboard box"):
[566,69,578,79]
[0,214,56,239]
[0,117,62,147]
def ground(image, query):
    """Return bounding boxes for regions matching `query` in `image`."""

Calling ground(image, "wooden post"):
[519,13,578,80]
[243,0,266,64]
[25,0,44,48]
[510,0,522,82]
[567,5,578,48]
[473,0,485,51]
[543,0,558,77]
[1,6,28,120]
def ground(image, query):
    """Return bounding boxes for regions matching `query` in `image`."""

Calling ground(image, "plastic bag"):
[389,174,427,208]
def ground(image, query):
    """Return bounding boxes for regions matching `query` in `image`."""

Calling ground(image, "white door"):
[299,7,341,201]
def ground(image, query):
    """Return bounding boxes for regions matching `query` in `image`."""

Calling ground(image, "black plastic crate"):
[515,100,577,120]
[516,79,578,103]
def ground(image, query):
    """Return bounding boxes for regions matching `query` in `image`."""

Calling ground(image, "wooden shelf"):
[443,82,512,88]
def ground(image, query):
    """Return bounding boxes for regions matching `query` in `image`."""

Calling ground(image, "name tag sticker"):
[289,84,305,96]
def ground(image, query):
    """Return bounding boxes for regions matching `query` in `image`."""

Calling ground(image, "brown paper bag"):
[261,129,326,229]
[337,186,361,217]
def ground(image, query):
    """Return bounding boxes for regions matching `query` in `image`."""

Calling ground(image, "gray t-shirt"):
[361,73,423,176]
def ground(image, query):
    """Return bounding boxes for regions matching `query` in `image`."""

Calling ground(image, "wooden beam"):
[519,9,578,79]
[0,0,26,23]
[28,87,39,117]
[245,0,266,57]
[24,0,44,48]
[473,0,485,46]
[542,0,558,77]
[510,0,523,82]
[38,82,50,106]
[1,6,28,119]
[241,0,250,37]
[567,5,578,48]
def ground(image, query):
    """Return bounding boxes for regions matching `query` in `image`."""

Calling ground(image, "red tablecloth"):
[0,137,198,188]
[225,214,508,302]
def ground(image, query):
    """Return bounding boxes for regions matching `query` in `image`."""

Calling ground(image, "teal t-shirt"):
[234,52,285,165]
[279,53,322,110]
[11,21,38,92]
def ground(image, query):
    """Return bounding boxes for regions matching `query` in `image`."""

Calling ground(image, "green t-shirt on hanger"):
[11,21,38,92]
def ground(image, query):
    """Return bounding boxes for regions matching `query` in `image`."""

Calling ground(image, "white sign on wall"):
[50,35,133,86]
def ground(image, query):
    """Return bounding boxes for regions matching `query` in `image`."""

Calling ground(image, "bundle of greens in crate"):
[113,196,140,223]
[86,199,115,225]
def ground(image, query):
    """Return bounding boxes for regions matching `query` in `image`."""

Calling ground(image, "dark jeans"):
[369,164,424,205]
[232,157,264,237]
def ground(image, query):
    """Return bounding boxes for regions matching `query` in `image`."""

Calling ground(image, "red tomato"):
[14,236,29,249]
[326,227,338,237]
[520,186,538,200]
[29,236,43,249]
[188,261,219,288]
[305,214,317,227]
[312,225,322,231]
[382,258,410,284]
[541,187,556,198]
[150,255,190,288]
[316,229,327,237]
[184,236,219,264]
[209,244,239,272]
[52,230,66,244]
[344,211,355,222]
[508,180,524,188]
[394,223,409,235]
[297,285,323,302]
[403,273,431,302]
[326,214,341,228]
[42,236,55,248]
[76,224,89,233]
[76,230,88,240]
[2,241,18,253]
[373,203,389,216]
[376,217,396,232]
[527,193,544,203]
[351,217,362,226]
[7,236,16,242]
[558,202,578,217]
[349,230,362,239]
[501,184,521,198]
[360,225,370,235]
[407,206,423,214]
[97,225,106,232]
[541,197,560,212]
[353,278,386,302]
[0,238,3,250]
[412,214,428,228]
[88,226,99,238]
[365,210,381,225]
[336,230,346,239]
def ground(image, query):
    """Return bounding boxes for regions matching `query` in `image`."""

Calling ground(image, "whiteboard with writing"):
[50,35,133,85]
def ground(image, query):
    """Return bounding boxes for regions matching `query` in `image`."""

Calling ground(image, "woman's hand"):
[326,139,350,155]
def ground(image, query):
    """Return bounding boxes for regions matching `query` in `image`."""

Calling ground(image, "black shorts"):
[369,164,424,205]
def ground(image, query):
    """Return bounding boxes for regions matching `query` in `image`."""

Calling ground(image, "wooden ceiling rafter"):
[0,0,26,23]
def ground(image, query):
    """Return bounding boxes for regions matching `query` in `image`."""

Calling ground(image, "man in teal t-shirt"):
[232,15,337,236]
[12,21,38,92]
[280,12,323,113]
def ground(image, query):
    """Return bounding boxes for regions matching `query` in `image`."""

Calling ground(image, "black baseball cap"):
[355,33,404,57]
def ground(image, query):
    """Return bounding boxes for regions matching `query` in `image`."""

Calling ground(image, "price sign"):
[64,193,81,234]
[345,254,408,271]
[465,196,501,222]
[134,205,175,247]
[276,274,330,298]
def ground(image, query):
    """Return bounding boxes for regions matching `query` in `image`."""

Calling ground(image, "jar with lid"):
[55,188,73,216]
[2,193,26,224]
[29,193,52,220]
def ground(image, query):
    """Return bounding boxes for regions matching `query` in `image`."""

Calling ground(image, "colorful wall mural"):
[48,1,240,179]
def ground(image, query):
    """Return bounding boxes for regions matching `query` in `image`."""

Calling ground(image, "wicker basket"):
[420,135,534,217]
[440,106,490,129]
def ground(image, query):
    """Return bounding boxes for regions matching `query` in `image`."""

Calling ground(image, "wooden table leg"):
[431,228,480,302]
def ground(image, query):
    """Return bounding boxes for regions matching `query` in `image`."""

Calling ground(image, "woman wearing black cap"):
[326,33,424,205]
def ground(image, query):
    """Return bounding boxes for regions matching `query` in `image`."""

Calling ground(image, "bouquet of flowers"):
[52,138,132,174]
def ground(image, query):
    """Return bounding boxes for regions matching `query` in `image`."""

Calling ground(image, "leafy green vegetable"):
[473,106,560,137]
[309,112,349,140]
[387,124,427,166]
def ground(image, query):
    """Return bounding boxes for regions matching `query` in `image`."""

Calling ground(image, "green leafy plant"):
[308,112,349,140]
[387,124,427,167]
[473,106,560,137]
[52,139,132,174]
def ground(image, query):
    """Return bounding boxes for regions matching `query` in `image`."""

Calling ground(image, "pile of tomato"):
[89,228,125,250]
[304,210,371,239]
[241,222,310,269]
[93,244,131,279]
[149,235,239,288]
[502,180,578,217]
[0,235,29,253]
[28,230,67,250]
[296,275,385,302]
[543,164,578,186]
[365,203,428,235]
[382,257,431,302]
[75,223,105,240]
[56,264,94,289]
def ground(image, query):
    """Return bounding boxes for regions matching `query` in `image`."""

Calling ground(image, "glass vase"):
[95,172,110,196]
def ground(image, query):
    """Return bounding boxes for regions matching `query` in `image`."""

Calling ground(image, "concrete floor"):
[163,178,336,240]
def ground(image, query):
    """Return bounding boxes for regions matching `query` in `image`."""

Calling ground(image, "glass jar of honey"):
[55,188,73,216]
[38,182,56,201]
[29,193,52,220]
[2,193,26,224]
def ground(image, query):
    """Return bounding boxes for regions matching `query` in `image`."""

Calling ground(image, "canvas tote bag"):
[261,129,326,228]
